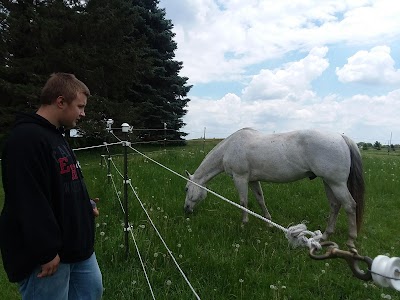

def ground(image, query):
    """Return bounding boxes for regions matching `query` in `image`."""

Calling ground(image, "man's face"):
[61,92,87,128]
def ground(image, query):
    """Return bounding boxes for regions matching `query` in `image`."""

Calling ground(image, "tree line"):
[0,0,192,146]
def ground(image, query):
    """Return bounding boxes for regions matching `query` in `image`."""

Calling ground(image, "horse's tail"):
[342,135,365,233]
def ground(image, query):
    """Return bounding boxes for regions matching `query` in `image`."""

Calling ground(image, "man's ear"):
[56,96,65,109]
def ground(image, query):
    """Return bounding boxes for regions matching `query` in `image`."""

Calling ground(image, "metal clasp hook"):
[309,241,373,281]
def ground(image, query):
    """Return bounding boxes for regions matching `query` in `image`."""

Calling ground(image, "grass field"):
[1,140,400,299]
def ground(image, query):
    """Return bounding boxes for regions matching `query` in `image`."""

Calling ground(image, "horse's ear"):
[185,170,191,178]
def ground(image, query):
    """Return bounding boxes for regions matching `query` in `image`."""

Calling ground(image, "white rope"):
[73,141,122,151]
[285,224,323,250]
[126,144,323,250]
[108,163,156,298]
[111,131,123,142]
[109,157,124,179]
[104,142,111,156]
[111,134,200,299]
[108,170,126,214]
[128,181,201,300]
[107,153,200,299]
[128,223,156,300]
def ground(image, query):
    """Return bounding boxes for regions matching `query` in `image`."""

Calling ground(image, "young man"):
[0,73,103,299]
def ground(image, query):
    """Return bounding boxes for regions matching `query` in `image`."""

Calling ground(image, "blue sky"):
[158,0,400,144]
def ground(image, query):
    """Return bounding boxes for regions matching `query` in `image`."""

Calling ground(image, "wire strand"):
[108,162,156,298]
[128,181,201,300]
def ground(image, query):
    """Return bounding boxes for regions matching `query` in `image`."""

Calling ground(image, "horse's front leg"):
[233,175,250,223]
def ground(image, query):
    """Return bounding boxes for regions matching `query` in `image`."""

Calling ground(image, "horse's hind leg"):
[322,182,341,241]
[249,181,272,222]
[324,181,357,250]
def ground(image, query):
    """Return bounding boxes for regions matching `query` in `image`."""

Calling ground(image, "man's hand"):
[91,197,100,217]
[37,254,60,278]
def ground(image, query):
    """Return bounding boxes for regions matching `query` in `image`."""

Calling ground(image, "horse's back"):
[222,128,352,182]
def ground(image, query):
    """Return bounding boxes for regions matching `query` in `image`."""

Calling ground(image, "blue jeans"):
[18,253,103,300]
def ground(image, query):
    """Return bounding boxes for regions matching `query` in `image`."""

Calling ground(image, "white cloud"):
[242,47,329,101]
[336,46,400,84]
[184,88,400,143]
[160,0,400,84]
[183,47,400,143]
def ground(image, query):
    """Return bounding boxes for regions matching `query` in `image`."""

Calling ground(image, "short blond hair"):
[40,73,90,104]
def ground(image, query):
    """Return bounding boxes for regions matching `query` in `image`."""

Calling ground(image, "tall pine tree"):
[0,0,191,144]
[0,0,88,131]
[127,0,191,140]
[81,0,191,141]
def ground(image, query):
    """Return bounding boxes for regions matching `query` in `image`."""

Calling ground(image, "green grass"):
[1,142,400,299]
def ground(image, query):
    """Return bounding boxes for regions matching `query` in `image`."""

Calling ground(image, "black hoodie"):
[0,113,95,282]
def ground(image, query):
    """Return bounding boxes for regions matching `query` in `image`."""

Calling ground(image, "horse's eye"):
[185,187,188,192]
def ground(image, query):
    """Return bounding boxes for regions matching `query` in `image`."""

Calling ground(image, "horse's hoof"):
[346,241,357,253]
[349,247,358,254]
[321,233,329,241]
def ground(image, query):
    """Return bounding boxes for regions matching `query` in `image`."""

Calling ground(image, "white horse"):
[184,128,365,250]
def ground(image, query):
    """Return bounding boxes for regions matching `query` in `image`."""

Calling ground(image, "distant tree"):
[362,143,368,151]
[373,141,381,150]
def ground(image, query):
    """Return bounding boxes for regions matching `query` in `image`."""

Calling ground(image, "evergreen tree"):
[0,0,191,145]
[128,0,191,141]
[81,0,191,141]
[0,0,87,130]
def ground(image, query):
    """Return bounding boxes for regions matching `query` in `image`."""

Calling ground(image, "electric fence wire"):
[127,180,201,300]
[106,153,200,299]
[73,141,123,151]
[107,163,156,300]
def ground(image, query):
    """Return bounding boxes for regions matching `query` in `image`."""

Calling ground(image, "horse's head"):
[184,170,207,213]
